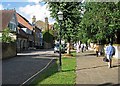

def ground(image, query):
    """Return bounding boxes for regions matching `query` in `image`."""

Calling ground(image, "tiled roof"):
[16,13,33,31]
[0,10,15,31]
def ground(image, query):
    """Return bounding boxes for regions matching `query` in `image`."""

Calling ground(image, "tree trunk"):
[66,36,72,55]
[67,42,70,54]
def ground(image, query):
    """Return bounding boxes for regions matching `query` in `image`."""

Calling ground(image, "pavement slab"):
[76,50,120,85]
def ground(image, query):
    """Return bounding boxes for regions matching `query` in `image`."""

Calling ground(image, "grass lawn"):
[31,51,76,85]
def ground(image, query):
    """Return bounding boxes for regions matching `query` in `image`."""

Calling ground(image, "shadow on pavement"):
[97,83,120,86]
[111,64,120,68]
[61,69,75,72]
[76,65,108,71]
[58,64,120,73]
[76,64,120,71]
[84,53,97,56]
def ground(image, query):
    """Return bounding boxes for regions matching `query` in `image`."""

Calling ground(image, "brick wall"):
[44,42,52,49]
[2,42,17,59]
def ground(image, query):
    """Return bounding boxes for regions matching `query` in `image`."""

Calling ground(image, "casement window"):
[8,22,16,31]
[21,28,32,35]
[8,15,17,32]
[26,29,32,34]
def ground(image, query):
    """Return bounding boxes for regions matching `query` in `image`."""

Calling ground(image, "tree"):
[79,2,120,44]
[2,27,12,43]
[48,2,82,54]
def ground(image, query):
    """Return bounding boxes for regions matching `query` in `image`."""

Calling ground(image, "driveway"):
[2,49,59,85]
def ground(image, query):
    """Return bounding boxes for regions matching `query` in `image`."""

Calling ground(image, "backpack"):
[112,46,115,56]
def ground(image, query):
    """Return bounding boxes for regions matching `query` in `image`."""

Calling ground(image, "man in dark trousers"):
[105,43,115,68]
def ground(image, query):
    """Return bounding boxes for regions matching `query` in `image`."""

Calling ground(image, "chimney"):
[45,17,49,31]
[32,16,36,26]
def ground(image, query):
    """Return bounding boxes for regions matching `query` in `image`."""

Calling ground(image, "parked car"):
[54,43,66,53]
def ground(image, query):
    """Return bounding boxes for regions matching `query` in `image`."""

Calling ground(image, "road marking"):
[19,58,54,86]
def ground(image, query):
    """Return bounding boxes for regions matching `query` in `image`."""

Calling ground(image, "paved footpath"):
[76,50,120,85]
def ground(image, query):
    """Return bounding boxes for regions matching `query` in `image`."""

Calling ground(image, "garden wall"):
[113,44,120,59]
[2,42,17,59]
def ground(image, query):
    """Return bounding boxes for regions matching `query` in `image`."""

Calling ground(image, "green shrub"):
[2,28,12,43]
[43,30,54,43]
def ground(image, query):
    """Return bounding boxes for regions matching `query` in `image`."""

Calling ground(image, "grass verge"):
[31,51,76,85]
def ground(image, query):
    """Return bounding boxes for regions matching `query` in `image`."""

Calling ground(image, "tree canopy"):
[48,2,82,43]
[79,2,120,44]
[48,2,120,44]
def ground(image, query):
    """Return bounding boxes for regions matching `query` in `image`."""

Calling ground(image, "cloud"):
[7,4,11,6]
[18,3,55,24]
[49,18,56,24]
[0,4,4,10]
[27,0,42,4]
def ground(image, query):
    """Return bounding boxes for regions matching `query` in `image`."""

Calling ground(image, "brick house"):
[0,10,18,59]
[16,13,33,52]
[17,27,28,52]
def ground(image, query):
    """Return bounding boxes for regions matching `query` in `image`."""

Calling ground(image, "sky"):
[0,0,56,24]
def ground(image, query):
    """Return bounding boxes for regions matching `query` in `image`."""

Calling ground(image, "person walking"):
[105,43,115,68]
[94,44,99,57]
[76,43,80,53]
[81,43,84,53]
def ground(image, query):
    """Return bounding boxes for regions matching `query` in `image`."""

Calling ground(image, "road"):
[2,49,59,85]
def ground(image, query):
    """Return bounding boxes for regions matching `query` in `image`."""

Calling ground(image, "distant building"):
[32,16,43,48]
[32,16,53,31]
[31,16,54,49]
[16,13,34,52]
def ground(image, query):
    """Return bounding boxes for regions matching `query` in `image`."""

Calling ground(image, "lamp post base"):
[58,64,62,72]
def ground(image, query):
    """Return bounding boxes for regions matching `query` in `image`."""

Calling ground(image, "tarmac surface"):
[2,49,58,85]
[76,50,120,85]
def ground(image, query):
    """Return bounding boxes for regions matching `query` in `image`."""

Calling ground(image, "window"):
[8,22,16,32]
[26,29,32,34]
[8,16,17,32]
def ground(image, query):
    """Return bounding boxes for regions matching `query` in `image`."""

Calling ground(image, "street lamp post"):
[33,28,35,47]
[57,11,63,71]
